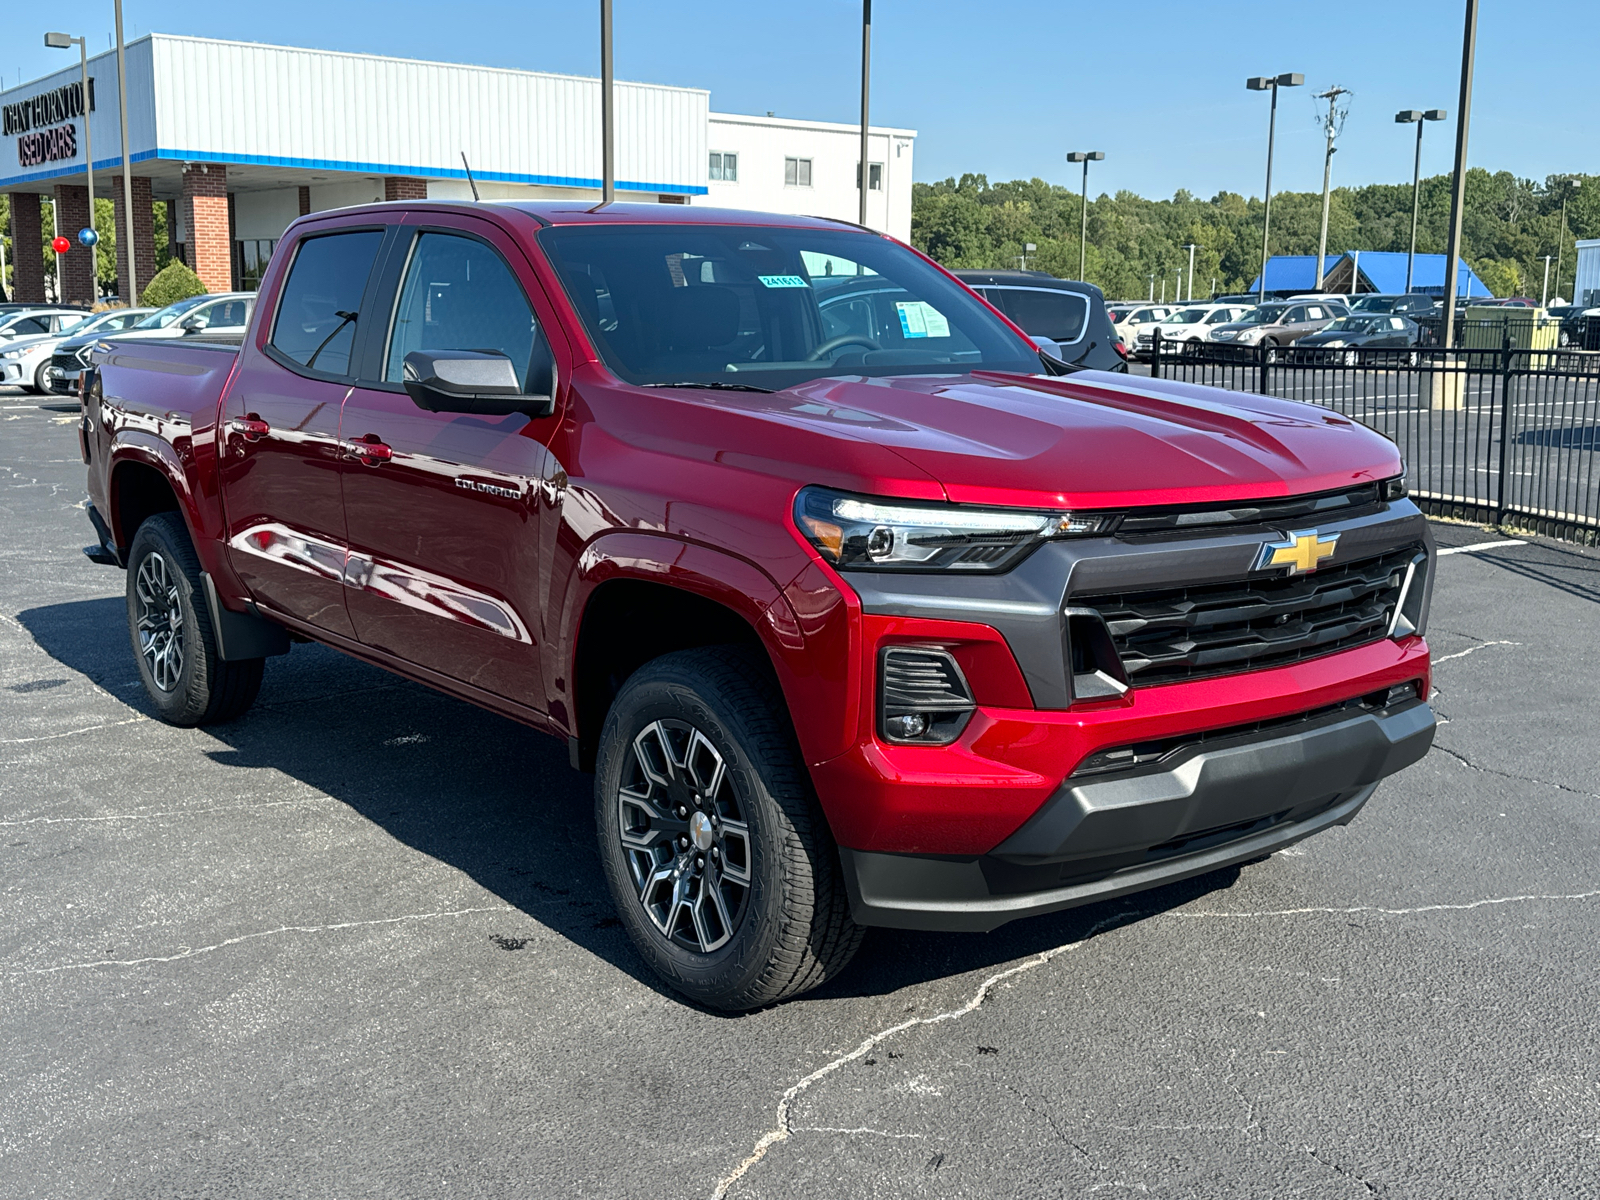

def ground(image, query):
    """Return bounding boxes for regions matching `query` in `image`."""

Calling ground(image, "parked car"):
[951,270,1127,370]
[1555,306,1600,349]
[0,307,152,393]
[80,200,1435,1010]
[1350,294,1437,318]
[47,294,255,396]
[1209,300,1348,349]
[0,307,90,344]
[1296,314,1421,358]
[1135,303,1256,356]
[1108,303,1178,353]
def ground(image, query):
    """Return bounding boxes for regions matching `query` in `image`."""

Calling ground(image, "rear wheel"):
[126,512,264,726]
[594,647,863,1010]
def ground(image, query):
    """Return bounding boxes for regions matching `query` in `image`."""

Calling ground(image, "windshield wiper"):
[640,380,774,393]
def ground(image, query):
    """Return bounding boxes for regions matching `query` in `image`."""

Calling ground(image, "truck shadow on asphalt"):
[21,596,1244,1012]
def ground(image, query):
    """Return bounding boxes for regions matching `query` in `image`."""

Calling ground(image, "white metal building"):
[0,33,915,304]
[1573,239,1600,308]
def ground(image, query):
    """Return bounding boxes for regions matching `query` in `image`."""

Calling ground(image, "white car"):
[88,292,257,345]
[1108,303,1177,354]
[0,307,90,345]
[1135,303,1257,355]
[0,307,152,392]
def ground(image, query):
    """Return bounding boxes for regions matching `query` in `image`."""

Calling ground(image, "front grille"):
[1075,544,1420,687]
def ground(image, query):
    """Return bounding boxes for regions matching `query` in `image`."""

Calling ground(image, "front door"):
[338,219,566,707]
[221,225,388,638]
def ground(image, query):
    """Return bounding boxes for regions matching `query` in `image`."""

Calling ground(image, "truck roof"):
[299,199,865,232]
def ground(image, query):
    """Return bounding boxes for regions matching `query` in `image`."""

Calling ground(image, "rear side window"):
[989,288,1089,342]
[384,232,538,389]
[270,230,385,376]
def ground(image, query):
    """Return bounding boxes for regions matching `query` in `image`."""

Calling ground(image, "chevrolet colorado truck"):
[78,201,1436,1009]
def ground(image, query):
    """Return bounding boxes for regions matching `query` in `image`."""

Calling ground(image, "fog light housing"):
[878,647,976,746]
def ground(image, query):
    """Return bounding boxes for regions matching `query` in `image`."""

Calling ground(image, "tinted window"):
[539,223,1034,389]
[384,232,538,389]
[270,230,384,376]
[990,288,1089,342]
[202,300,250,330]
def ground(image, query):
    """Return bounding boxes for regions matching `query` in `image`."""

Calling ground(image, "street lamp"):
[1541,254,1554,308]
[1065,151,1103,282]
[1183,242,1198,301]
[1017,242,1037,271]
[1246,72,1303,302]
[45,31,95,298]
[1395,108,1447,293]
[114,0,137,303]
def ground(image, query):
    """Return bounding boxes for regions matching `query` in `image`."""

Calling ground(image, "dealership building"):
[0,34,915,304]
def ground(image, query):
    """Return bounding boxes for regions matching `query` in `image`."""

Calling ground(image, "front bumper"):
[841,698,1434,931]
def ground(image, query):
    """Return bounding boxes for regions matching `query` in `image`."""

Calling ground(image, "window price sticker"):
[895,301,951,339]
[758,275,810,289]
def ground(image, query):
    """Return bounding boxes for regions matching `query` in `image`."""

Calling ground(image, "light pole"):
[1440,0,1478,351]
[1247,72,1303,302]
[1065,151,1103,282]
[113,0,137,303]
[1147,272,1155,302]
[1541,254,1554,308]
[1183,242,1198,301]
[1395,108,1447,293]
[45,31,96,299]
[859,0,872,228]
[1017,242,1037,271]
[600,0,614,204]
[1313,86,1351,289]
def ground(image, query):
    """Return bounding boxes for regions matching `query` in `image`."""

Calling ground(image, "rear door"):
[336,214,567,707]
[221,224,390,637]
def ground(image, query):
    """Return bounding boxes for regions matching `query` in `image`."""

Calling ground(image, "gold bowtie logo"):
[1256,528,1340,575]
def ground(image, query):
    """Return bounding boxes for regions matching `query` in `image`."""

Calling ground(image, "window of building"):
[855,162,883,191]
[268,230,384,377]
[234,238,278,292]
[384,232,540,391]
[784,157,812,188]
[709,151,738,182]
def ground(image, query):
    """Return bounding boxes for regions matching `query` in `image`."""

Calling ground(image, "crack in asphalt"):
[1430,639,1520,663]
[712,888,1600,1196]
[1431,742,1600,800]
[0,715,149,744]
[1304,1145,1383,1194]
[0,795,336,828]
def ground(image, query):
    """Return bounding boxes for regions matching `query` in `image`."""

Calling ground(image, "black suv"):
[1350,293,1438,318]
[952,270,1127,371]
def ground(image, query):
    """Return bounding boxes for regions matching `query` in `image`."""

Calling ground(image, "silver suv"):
[1209,300,1349,348]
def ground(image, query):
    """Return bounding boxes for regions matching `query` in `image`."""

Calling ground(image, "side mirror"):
[179,315,205,332]
[1028,334,1062,356]
[402,348,556,418]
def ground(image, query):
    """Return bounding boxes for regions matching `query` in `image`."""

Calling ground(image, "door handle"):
[232,415,270,441]
[345,434,393,466]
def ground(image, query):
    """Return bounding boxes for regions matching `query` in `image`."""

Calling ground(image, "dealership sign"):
[3,79,95,136]
[17,123,78,167]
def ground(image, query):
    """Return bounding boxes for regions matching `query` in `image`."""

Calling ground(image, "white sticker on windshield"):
[895,301,951,339]
[758,274,809,289]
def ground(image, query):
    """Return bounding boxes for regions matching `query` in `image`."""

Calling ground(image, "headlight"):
[1320,339,1345,348]
[1213,330,1235,340]
[0,348,26,360]
[795,486,1118,573]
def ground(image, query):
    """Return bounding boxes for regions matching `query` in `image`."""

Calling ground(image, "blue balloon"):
[78,227,99,247]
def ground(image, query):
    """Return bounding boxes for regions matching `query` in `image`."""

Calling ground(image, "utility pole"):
[859,0,871,228]
[1313,85,1352,290]
[1147,273,1155,302]
[600,0,614,204]
[1440,0,1478,351]
[1183,242,1198,301]
[1247,73,1304,303]
[114,0,136,302]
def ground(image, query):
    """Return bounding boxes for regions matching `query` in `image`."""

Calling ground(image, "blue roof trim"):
[1248,251,1489,297]
[0,146,708,194]
[0,149,159,189]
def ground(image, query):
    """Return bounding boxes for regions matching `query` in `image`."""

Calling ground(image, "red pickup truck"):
[79,201,1435,1009]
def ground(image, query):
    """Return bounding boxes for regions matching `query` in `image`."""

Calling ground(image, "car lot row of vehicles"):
[1105,293,1452,360]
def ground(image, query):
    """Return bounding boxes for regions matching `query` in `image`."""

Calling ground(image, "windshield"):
[539,224,1037,388]
[1325,316,1381,333]
[1234,306,1285,326]
[134,294,212,330]
[1163,308,1209,324]
[1351,296,1399,313]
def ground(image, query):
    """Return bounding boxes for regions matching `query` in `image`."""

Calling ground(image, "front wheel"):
[126,512,264,726]
[31,360,50,394]
[594,647,863,1010]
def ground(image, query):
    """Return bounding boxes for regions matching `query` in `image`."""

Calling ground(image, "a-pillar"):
[53,184,95,306]
[112,176,158,306]
[8,193,46,302]
[180,163,232,293]
[384,177,428,201]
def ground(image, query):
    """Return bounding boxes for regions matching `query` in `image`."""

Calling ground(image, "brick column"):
[384,177,428,201]
[9,193,46,302]
[298,186,311,216]
[53,184,95,305]
[112,176,158,306]
[180,163,231,293]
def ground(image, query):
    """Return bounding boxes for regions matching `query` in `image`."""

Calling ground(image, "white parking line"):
[1437,539,1527,556]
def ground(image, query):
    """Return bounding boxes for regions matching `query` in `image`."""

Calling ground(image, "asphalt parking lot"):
[3,383,1598,1198]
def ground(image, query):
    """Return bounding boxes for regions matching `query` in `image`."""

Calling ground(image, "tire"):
[594,646,863,1010]
[125,512,264,726]
[30,361,50,394]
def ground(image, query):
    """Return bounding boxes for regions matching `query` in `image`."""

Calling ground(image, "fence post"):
[1495,324,1512,526]
[1150,328,1161,379]
[1258,339,1270,396]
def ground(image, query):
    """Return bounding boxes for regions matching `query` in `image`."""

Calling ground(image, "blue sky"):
[3,1,1594,199]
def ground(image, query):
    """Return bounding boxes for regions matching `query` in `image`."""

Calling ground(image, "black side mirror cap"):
[402,349,555,418]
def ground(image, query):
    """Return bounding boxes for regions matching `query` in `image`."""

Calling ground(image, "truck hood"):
[714,370,1401,510]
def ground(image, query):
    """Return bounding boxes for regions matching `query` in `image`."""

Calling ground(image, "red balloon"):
[51,236,71,254]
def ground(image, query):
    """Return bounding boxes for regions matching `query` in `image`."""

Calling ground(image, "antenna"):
[460,152,481,201]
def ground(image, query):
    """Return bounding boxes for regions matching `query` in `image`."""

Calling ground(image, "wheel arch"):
[109,450,189,555]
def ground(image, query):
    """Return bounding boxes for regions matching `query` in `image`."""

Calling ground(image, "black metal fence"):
[1149,330,1600,546]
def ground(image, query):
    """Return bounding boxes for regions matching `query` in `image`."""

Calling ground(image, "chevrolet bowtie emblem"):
[1255,528,1340,575]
